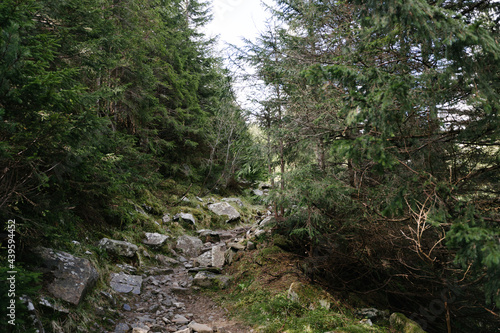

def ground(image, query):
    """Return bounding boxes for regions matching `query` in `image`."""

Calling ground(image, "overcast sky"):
[202,1,273,109]
[204,0,271,49]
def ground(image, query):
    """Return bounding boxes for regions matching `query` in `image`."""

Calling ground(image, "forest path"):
[111,225,258,333]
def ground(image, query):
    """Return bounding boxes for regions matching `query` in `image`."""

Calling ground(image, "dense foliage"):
[240,0,499,331]
[0,0,255,230]
[0,1,256,329]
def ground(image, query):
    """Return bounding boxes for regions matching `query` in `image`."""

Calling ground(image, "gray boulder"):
[246,241,256,251]
[34,247,99,305]
[173,212,196,225]
[98,238,138,257]
[162,214,171,223]
[197,229,221,243]
[155,254,179,266]
[110,273,143,295]
[143,232,169,248]
[193,251,212,267]
[114,323,130,333]
[175,235,203,258]
[208,202,240,223]
[193,245,226,268]
[212,245,226,268]
[193,271,231,289]
[227,242,245,251]
[217,231,234,241]
[252,189,264,196]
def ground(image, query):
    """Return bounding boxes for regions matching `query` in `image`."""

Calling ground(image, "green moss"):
[273,234,293,250]
[389,313,426,333]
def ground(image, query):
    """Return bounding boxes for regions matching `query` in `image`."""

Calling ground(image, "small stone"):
[162,214,172,223]
[132,328,149,333]
[246,241,256,251]
[123,304,131,311]
[173,302,185,308]
[172,315,189,324]
[359,318,373,326]
[114,322,130,333]
[174,328,192,333]
[188,322,213,332]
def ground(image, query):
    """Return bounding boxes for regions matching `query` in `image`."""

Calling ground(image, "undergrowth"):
[215,245,390,333]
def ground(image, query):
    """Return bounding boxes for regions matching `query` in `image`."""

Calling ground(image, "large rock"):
[173,212,196,225]
[110,273,143,295]
[34,247,98,305]
[193,251,212,267]
[227,242,245,251]
[252,189,264,196]
[286,282,332,309]
[208,202,240,223]
[211,245,226,268]
[389,313,426,333]
[143,232,169,248]
[193,271,230,289]
[193,245,226,268]
[197,229,221,243]
[98,238,138,257]
[175,235,204,258]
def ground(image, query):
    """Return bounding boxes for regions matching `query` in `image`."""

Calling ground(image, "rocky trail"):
[110,226,257,333]
[30,196,274,333]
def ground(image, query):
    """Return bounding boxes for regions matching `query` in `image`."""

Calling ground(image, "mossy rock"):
[390,312,426,333]
[287,282,332,310]
[272,234,292,250]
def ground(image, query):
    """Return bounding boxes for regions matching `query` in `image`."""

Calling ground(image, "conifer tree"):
[246,0,500,329]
